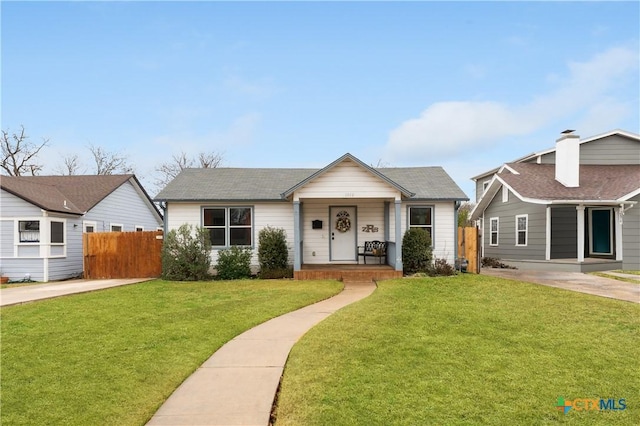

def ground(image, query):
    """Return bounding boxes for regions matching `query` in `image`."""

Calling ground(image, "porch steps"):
[294,266,402,281]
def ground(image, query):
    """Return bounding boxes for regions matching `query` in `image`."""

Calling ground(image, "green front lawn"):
[0,279,342,425]
[275,274,639,425]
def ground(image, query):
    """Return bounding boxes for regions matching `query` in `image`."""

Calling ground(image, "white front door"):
[330,207,357,261]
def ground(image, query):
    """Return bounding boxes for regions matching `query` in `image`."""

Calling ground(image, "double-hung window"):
[203,207,252,247]
[19,220,40,242]
[409,207,433,241]
[51,221,64,244]
[489,217,499,246]
[516,214,527,246]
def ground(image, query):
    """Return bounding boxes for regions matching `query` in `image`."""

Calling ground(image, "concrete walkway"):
[147,280,376,426]
[482,268,640,303]
[0,278,151,307]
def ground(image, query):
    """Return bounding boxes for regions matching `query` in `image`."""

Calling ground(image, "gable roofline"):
[470,129,640,181]
[0,174,162,221]
[1,181,84,215]
[281,153,415,199]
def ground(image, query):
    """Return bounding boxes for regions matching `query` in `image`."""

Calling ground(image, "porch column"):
[384,202,390,241]
[576,205,585,262]
[293,201,301,271]
[395,200,402,271]
[545,206,551,260]
[615,206,623,261]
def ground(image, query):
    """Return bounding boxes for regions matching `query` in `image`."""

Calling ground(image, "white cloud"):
[384,45,639,163]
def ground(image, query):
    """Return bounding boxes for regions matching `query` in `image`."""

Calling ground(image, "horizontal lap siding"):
[402,202,456,264]
[579,135,639,165]
[48,215,84,281]
[623,194,640,270]
[483,188,546,260]
[166,202,292,267]
[0,190,43,216]
[1,220,14,257]
[301,199,385,264]
[295,160,400,199]
[83,181,162,232]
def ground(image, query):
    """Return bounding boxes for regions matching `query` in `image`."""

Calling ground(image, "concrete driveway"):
[0,278,151,307]
[481,268,639,303]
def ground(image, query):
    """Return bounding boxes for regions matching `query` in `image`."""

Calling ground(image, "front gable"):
[283,153,412,201]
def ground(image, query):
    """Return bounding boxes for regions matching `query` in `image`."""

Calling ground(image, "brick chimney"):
[555,130,580,187]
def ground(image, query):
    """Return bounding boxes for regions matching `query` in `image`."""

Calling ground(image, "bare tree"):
[88,144,134,175]
[54,154,84,175]
[1,126,49,176]
[155,150,223,187]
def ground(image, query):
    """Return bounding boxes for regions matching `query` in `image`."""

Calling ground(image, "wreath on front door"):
[335,210,351,233]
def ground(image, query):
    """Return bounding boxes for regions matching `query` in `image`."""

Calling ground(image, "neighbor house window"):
[19,220,40,242]
[482,180,490,195]
[489,217,499,246]
[203,207,253,247]
[111,224,123,232]
[83,221,96,233]
[135,226,144,232]
[409,207,433,240]
[515,214,528,246]
[51,221,64,244]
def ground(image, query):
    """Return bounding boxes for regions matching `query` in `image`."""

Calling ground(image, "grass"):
[591,270,640,285]
[0,279,342,425]
[275,274,640,425]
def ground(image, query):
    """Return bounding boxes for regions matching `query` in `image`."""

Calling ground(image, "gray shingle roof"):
[155,165,468,202]
[1,174,137,214]
[500,163,640,201]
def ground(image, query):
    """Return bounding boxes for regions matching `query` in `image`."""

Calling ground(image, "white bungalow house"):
[155,153,468,279]
[0,175,163,282]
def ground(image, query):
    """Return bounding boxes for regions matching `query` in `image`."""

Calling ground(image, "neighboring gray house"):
[0,175,163,282]
[471,129,640,272]
[155,153,468,278]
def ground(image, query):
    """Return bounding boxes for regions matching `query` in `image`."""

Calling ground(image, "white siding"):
[401,201,457,264]
[294,160,400,200]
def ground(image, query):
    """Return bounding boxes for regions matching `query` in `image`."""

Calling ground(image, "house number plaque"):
[362,224,378,232]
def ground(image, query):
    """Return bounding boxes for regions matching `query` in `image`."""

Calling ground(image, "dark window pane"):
[491,233,498,245]
[51,221,64,243]
[518,232,526,245]
[209,228,225,246]
[410,208,431,226]
[230,228,251,246]
[204,209,225,226]
[230,208,251,226]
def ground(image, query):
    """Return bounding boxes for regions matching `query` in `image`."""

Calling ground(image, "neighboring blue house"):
[0,175,163,282]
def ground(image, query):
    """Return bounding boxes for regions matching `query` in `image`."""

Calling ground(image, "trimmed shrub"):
[258,226,289,277]
[161,224,212,281]
[216,246,252,280]
[402,228,433,275]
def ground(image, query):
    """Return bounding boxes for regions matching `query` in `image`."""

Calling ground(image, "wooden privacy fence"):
[83,231,163,279]
[457,227,480,274]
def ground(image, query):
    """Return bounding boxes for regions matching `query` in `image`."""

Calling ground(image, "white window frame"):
[489,217,499,246]
[50,220,65,245]
[588,208,614,255]
[482,180,491,195]
[408,206,434,242]
[202,206,254,248]
[83,220,97,233]
[515,214,528,246]
[502,186,509,203]
[17,219,41,243]
[110,223,124,232]
[135,225,144,232]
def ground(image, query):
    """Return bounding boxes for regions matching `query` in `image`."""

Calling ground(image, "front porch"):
[294,264,403,281]
[498,257,623,273]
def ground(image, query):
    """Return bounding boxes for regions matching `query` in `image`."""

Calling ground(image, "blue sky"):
[2,1,639,198]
